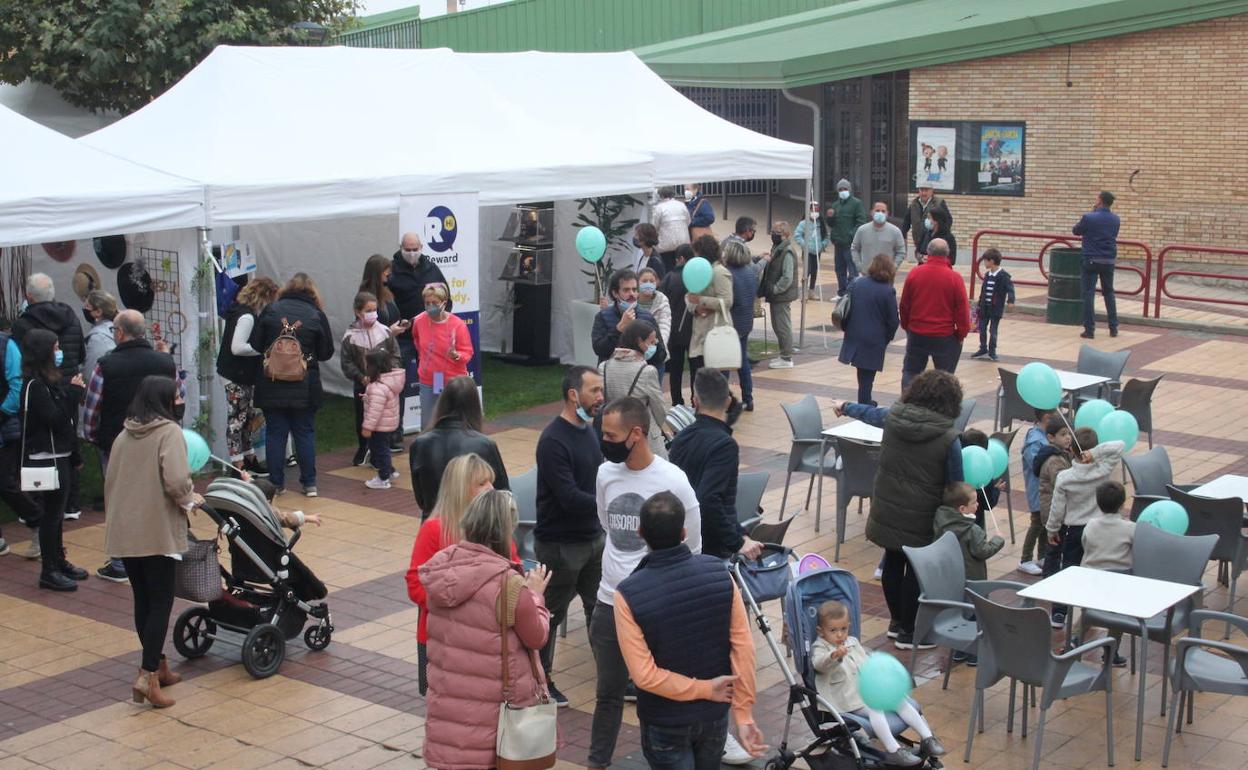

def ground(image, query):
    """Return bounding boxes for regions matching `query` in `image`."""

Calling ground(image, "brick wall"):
[909,15,1248,266]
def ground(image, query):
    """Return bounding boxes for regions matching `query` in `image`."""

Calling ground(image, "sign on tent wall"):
[398,192,481,432]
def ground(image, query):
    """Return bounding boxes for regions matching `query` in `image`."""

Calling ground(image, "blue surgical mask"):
[17,300,27,315]
[838,189,850,200]
[873,211,887,224]
[425,303,442,317]
[924,217,934,230]
[53,350,64,367]
[575,405,591,422]
[639,281,656,293]
[644,344,657,361]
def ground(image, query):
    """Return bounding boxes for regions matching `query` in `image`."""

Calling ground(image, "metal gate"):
[676,87,778,194]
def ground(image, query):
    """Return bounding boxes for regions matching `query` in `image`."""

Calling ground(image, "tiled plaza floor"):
[1,266,1248,769]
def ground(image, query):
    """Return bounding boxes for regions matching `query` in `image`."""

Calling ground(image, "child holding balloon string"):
[812,600,946,767]
[959,429,1005,531]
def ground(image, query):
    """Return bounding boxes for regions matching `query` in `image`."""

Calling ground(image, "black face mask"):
[600,435,632,464]
[82,308,95,325]
[744,232,755,243]
[771,233,782,246]
[173,403,186,423]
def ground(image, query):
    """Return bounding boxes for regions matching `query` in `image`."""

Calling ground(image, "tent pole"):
[782,88,821,352]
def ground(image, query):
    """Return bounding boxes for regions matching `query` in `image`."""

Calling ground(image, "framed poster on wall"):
[909,121,1026,197]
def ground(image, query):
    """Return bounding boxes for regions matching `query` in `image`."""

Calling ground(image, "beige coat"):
[812,635,870,713]
[104,418,196,558]
[600,350,669,457]
[687,262,734,358]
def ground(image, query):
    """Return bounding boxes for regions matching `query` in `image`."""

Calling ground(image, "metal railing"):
[968,230,1153,318]
[1153,245,1248,319]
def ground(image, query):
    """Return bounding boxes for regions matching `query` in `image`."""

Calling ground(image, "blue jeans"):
[736,332,754,405]
[833,242,855,296]
[1081,262,1118,334]
[368,430,392,480]
[263,407,316,489]
[641,716,729,770]
[419,383,438,431]
[1042,524,1085,616]
[978,313,1002,355]
[99,451,125,575]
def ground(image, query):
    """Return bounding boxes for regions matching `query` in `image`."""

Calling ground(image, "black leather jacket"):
[409,416,510,517]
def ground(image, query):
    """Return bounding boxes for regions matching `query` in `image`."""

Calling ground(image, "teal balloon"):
[182,428,211,473]
[962,445,995,489]
[1097,410,1139,452]
[683,257,713,293]
[575,226,606,263]
[1075,399,1115,430]
[858,652,912,712]
[1139,500,1189,535]
[987,438,1009,479]
[1017,362,1062,410]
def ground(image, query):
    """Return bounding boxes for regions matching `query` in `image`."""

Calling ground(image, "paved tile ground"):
[1,262,1247,769]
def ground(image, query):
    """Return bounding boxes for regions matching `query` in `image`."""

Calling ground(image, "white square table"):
[1188,474,1248,502]
[1054,369,1112,414]
[1018,565,1200,761]
[813,420,884,543]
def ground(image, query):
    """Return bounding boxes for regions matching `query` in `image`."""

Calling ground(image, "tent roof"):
[0,105,204,248]
[637,0,1248,88]
[84,46,810,228]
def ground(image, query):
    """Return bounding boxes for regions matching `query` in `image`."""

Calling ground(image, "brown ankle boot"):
[131,669,175,708]
[156,656,181,687]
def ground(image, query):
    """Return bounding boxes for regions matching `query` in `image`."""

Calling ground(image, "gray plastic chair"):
[1170,486,1248,634]
[829,438,879,561]
[1163,610,1248,767]
[990,428,1019,543]
[779,394,835,514]
[1124,446,1196,520]
[903,532,1029,688]
[1119,375,1163,449]
[954,398,977,433]
[995,368,1034,431]
[511,468,538,562]
[735,471,769,533]
[1073,344,1131,405]
[964,590,1116,770]
[1079,525,1217,717]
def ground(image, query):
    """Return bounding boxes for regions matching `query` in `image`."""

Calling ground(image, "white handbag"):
[702,298,743,370]
[495,572,557,770]
[19,382,60,493]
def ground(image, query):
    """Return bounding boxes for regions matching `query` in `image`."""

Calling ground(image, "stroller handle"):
[730,543,794,567]
[195,501,228,528]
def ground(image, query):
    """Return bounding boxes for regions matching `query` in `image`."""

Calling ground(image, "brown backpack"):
[263,318,308,382]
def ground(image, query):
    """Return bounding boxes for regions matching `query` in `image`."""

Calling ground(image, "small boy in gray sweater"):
[1081,481,1135,572]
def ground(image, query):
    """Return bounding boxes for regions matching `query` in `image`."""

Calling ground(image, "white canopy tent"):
[0,105,204,248]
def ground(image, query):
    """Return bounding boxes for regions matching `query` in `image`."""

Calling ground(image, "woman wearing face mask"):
[359,254,410,453]
[341,291,401,467]
[19,330,86,592]
[916,206,957,265]
[793,201,828,301]
[685,234,734,384]
[635,266,670,365]
[103,375,204,707]
[598,320,671,457]
[631,224,666,279]
[685,182,716,241]
[216,277,279,476]
[410,283,474,431]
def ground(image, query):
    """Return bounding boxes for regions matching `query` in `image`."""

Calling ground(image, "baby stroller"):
[172,478,333,678]
[730,548,941,769]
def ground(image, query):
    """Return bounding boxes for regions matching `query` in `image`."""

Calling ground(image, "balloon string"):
[981,487,1002,538]
[1058,410,1084,454]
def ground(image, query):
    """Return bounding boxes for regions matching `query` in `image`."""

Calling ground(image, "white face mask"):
[808,211,818,220]
[401,248,421,265]
[838,189,850,200]
[873,211,887,224]
[684,190,695,201]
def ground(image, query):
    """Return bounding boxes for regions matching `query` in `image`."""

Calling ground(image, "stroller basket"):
[732,544,795,603]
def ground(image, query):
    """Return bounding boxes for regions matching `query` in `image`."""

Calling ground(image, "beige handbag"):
[702,299,742,370]
[495,572,557,770]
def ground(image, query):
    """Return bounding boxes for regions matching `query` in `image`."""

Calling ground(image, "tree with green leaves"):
[0,0,360,114]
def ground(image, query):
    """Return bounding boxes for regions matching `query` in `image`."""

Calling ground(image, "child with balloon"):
[933,482,1005,582]
[812,601,945,766]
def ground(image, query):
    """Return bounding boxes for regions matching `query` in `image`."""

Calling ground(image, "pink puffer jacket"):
[362,369,405,433]
[420,542,550,770]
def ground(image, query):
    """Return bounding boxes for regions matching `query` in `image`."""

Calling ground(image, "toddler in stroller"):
[812,600,945,766]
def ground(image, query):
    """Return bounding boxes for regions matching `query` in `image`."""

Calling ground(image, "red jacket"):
[411,312,473,387]
[899,255,972,340]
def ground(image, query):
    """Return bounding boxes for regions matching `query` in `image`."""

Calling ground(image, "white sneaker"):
[873,566,884,580]
[721,732,753,765]
[1018,561,1044,576]
[365,476,392,490]
[22,540,40,560]
[390,469,400,479]
[63,510,81,521]
[768,357,794,369]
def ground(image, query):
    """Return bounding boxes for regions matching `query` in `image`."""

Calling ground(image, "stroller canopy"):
[205,478,288,547]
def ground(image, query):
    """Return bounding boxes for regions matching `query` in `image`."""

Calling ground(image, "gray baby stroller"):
[172,478,332,678]
[730,548,941,769]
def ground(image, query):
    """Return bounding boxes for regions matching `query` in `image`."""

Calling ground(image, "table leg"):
[815,436,826,533]
[1135,618,1148,762]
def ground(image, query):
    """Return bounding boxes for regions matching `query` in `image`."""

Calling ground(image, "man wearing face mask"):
[588,396,701,770]
[824,179,868,297]
[591,269,663,364]
[758,222,800,369]
[389,232,451,433]
[82,310,179,584]
[534,366,606,706]
[852,202,908,269]
[901,181,952,262]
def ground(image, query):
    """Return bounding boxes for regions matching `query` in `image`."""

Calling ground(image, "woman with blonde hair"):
[410,282,474,429]
[421,489,551,768]
[248,272,334,497]
[216,276,280,475]
[406,454,517,694]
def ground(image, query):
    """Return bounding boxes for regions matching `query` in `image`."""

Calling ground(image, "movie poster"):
[914,126,956,191]
[978,125,1025,194]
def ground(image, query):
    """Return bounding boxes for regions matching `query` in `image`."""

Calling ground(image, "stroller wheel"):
[304,623,331,651]
[241,623,286,679]
[173,607,216,659]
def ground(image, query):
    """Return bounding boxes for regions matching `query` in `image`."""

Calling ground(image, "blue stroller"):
[731,548,942,769]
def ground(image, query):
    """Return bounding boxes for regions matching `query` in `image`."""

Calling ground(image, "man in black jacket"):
[82,310,177,583]
[388,232,450,441]
[669,370,761,560]
[534,365,605,706]
[12,273,85,520]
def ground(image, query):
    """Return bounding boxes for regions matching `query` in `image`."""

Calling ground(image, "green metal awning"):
[638,0,1248,87]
